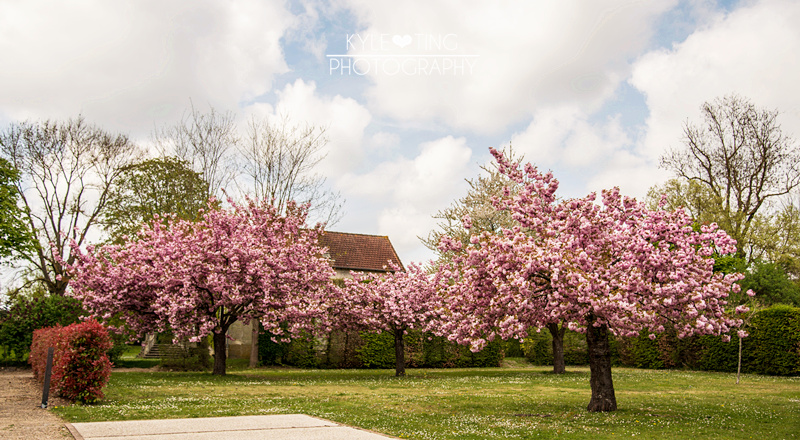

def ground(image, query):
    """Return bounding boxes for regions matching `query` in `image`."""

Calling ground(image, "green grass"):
[52,359,800,440]
[110,344,160,369]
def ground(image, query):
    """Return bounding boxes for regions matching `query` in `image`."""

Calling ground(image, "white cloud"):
[337,0,675,133]
[0,0,293,136]
[506,0,800,201]
[243,79,372,177]
[338,136,474,262]
[630,0,800,162]
[509,105,661,198]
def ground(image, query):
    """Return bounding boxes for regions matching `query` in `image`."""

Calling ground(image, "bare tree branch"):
[660,94,800,259]
[0,116,140,295]
[238,115,343,226]
[152,103,238,197]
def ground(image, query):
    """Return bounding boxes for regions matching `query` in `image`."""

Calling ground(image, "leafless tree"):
[238,115,344,367]
[239,115,343,226]
[661,94,800,259]
[0,116,140,296]
[152,104,238,197]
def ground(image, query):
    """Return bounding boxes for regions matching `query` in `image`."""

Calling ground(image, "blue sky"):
[2,0,799,264]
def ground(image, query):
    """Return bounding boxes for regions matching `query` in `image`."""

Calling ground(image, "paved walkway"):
[67,414,399,440]
[0,368,74,439]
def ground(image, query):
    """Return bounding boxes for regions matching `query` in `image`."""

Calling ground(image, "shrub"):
[29,319,112,403]
[522,329,590,366]
[159,339,211,371]
[0,295,84,362]
[258,330,291,366]
[616,333,665,369]
[744,305,800,375]
[610,305,800,376]
[269,329,505,370]
[356,331,395,369]
[283,332,320,368]
[453,339,504,367]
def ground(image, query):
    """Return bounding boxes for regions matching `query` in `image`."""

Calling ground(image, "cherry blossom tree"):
[439,148,747,412]
[340,262,441,376]
[67,198,334,375]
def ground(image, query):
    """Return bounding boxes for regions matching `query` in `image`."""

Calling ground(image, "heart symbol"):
[392,34,413,48]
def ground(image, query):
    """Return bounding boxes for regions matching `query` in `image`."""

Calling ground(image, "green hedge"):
[740,305,800,375]
[522,306,800,376]
[259,329,504,369]
[522,329,592,366]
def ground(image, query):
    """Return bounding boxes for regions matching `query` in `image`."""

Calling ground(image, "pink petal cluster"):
[67,198,334,343]
[439,148,744,351]
[337,262,442,335]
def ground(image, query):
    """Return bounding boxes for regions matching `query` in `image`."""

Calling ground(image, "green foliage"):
[692,334,739,372]
[257,330,291,366]
[501,338,524,357]
[453,339,504,367]
[744,305,800,375]
[521,330,551,365]
[271,329,504,370]
[712,253,747,275]
[103,156,211,242]
[613,305,800,376]
[356,331,395,369]
[283,333,320,368]
[616,334,664,369]
[0,294,84,362]
[0,158,34,261]
[419,334,456,367]
[158,340,211,372]
[740,260,800,306]
[106,332,129,364]
[522,329,590,366]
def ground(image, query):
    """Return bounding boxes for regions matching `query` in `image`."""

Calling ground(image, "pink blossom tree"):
[340,262,442,376]
[67,198,334,375]
[439,148,747,411]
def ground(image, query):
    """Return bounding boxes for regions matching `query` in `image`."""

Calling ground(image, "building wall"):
[226,320,254,359]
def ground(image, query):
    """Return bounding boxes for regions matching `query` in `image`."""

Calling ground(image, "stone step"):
[140,343,189,359]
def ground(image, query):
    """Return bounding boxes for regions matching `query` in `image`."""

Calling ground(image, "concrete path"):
[67,414,399,440]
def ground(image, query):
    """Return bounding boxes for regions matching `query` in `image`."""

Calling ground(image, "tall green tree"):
[103,156,211,242]
[740,261,800,307]
[0,158,33,262]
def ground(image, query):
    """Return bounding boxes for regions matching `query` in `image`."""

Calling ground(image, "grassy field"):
[53,359,800,440]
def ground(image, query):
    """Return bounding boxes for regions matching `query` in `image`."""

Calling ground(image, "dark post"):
[41,346,54,409]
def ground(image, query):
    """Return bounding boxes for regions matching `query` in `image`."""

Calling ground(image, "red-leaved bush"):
[29,319,112,403]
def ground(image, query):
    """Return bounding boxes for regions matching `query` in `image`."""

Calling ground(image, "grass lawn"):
[53,358,800,440]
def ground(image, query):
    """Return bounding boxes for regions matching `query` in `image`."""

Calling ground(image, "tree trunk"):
[547,322,566,374]
[736,335,742,385]
[213,330,228,375]
[585,318,616,412]
[394,329,406,377]
[249,321,259,368]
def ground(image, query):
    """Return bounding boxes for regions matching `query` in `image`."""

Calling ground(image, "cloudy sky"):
[1,0,799,264]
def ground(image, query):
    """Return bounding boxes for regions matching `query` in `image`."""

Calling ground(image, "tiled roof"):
[318,231,403,272]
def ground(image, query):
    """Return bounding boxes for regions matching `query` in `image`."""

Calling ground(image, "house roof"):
[318,231,403,273]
